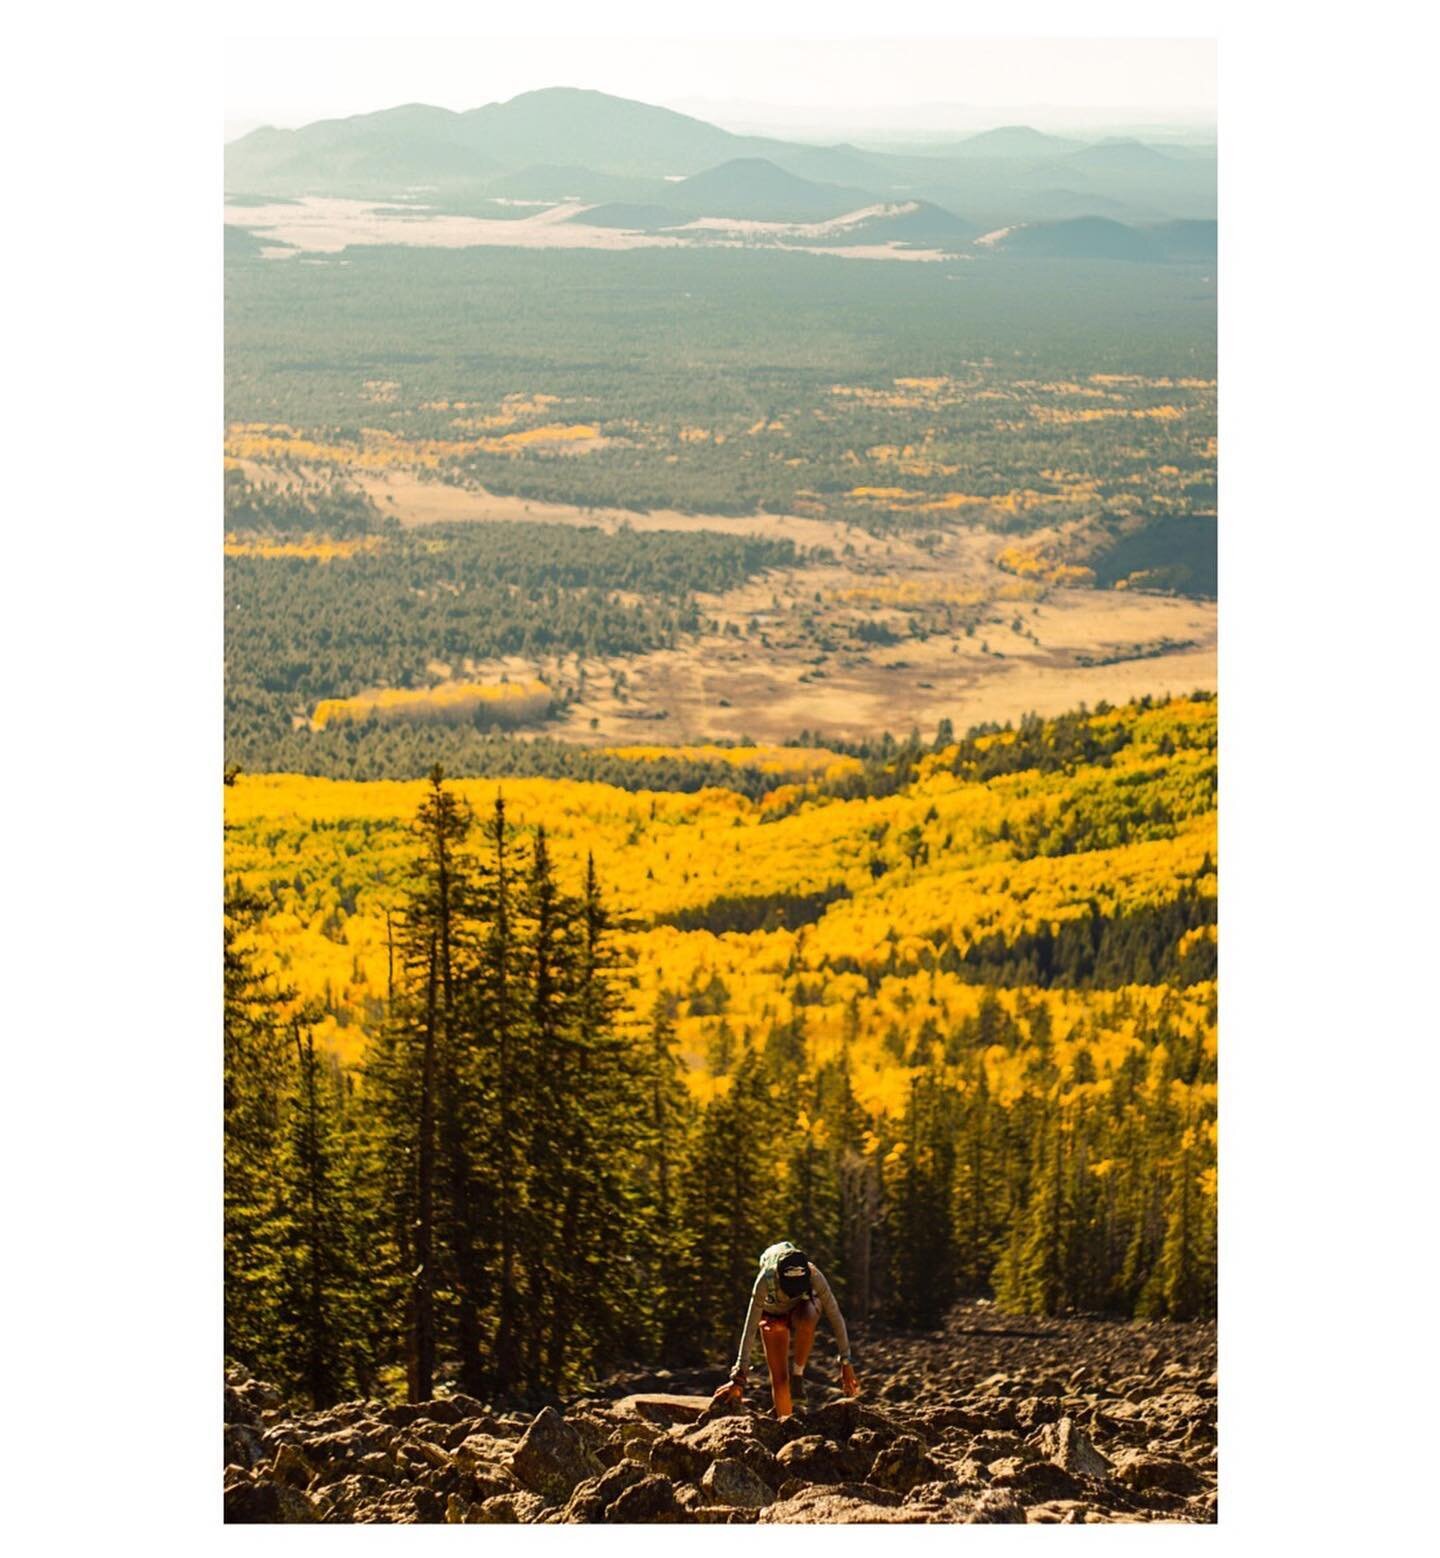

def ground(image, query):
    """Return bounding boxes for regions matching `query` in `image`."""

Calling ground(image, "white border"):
[7,0,1435,1547]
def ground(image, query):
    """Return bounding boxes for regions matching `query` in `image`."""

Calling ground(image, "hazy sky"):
[225,36,1215,140]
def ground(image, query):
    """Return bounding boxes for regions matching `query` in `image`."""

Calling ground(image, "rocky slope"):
[224,1301,1216,1524]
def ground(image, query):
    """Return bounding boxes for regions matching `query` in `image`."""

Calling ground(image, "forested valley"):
[225,697,1216,1411]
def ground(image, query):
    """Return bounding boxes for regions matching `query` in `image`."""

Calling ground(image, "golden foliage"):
[226,698,1217,1102]
[310,679,552,732]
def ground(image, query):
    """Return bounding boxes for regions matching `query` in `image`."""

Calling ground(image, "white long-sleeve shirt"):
[732,1260,851,1375]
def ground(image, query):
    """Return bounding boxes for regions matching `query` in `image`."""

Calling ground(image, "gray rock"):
[701,1457,775,1509]
[475,1491,546,1524]
[563,1460,647,1522]
[508,1407,603,1502]
[607,1474,694,1523]
[1029,1416,1113,1481]
[270,1442,317,1489]
[962,1489,1028,1524]
[775,1433,862,1485]
[1110,1450,1204,1496]
[868,1433,943,1494]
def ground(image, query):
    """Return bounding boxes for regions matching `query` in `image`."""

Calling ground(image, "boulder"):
[1110,1450,1204,1497]
[1028,1417,1112,1481]
[1025,1499,1092,1524]
[508,1407,603,1502]
[606,1475,694,1523]
[902,1478,964,1508]
[223,1474,318,1524]
[701,1457,775,1509]
[868,1434,943,1495]
[648,1434,707,1483]
[684,1412,787,1457]
[758,1484,912,1524]
[612,1393,711,1426]
[563,1461,647,1522]
[962,1489,1028,1524]
[475,1491,546,1524]
[987,1456,1082,1501]
[441,1393,490,1419]
[1014,1396,1064,1432]
[775,1434,860,1485]
[270,1442,317,1489]
[223,1423,266,1469]
[454,1431,515,1470]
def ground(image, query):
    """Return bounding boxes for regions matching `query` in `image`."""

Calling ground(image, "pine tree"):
[679,1052,780,1357]
[223,881,292,1369]
[639,990,698,1356]
[272,1023,361,1407]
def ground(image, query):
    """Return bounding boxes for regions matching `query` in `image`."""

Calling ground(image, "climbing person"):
[713,1241,860,1417]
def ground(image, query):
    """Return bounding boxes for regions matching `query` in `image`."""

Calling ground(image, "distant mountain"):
[1145,219,1218,262]
[481,164,664,204]
[947,125,1083,159]
[455,88,751,177]
[226,104,504,193]
[569,202,683,231]
[673,158,874,221]
[1054,139,1179,176]
[1006,187,1149,222]
[224,88,1215,229]
[226,88,756,194]
[829,200,979,245]
[977,217,1164,262]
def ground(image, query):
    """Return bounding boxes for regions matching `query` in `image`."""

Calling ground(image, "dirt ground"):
[224,197,950,263]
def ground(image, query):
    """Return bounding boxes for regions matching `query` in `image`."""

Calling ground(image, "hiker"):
[714,1241,860,1417]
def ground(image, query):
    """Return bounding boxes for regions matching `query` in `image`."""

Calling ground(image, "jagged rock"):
[758,1484,911,1524]
[224,1474,318,1524]
[1029,1417,1112,1480]
[701,1457,775,1509]
[224,1423,266,1469]
[562,1461,646,1522]
[606,1475,693,1523]
[775,1433,860,1484]
[684,1412,787,1458]
[220,1306,1215,1526]
[613,1393,710,1426]
[1110,1450,1204,1496]
[647,1434,707,1482]
[868,1433,943,1494]
[1014,1396,1064,1432]
[475,1491,546,1523]
[1026,1499,1093,1524]
[902,1478,964,1508]
[962,1489,1028,1524]
[508,1407,603,1502]
[271,1442,317,1489]
[454,1431,516,1469]
[406,1487,448,1522]
[399,1439,452,1475]
[987,1455,1082,1501]
[804,1398,861,1441]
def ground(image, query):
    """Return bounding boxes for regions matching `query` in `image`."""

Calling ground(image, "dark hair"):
[777,1249,813,1298]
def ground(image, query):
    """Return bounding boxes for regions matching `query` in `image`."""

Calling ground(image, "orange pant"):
[759,1298,818,1417]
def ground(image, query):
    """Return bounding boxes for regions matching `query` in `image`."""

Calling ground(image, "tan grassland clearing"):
[223,197,950,263]
[234,464,1215,744]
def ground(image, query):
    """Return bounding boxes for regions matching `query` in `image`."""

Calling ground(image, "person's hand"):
[840,1361,860,1398]
[713,1368,745,1402]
